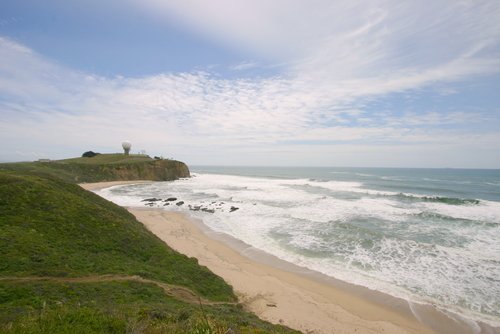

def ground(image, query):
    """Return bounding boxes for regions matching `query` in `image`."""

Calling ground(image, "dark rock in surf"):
[201,208,215,213]
[190,206,201,211]
[142,198,162,202]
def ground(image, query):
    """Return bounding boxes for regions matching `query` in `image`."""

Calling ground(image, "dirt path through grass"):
[0,275,238,306]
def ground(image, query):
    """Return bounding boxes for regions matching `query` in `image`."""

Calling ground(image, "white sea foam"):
[420,200,500,224]
[96,185,146,207]
[96,172,500,326]
[307,179,396,195]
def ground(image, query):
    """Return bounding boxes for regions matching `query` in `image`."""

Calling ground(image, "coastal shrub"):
[82,151,99,158]
[0,170,233,301]
[0,281,299,333]
[0,153,189,183]
[0,170,300,333]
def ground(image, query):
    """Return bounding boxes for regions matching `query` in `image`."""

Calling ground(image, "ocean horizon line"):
[191,165,500,171]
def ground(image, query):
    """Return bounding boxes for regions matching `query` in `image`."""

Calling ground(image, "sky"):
[1,0,500,168]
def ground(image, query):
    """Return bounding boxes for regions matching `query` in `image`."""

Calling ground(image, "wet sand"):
[129,208,439,334]
[81,181,498,334]
[80,180,153,191]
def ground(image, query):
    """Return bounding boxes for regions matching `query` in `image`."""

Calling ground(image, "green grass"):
[0,154,189,183]
[0,281,297,333]
[0,170,231,301]
[57,154,153,165]
[0,170,298,333]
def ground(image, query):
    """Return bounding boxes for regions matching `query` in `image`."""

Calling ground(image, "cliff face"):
[68,159,191,183]
[0,158,190,183]
[103,159,191,182]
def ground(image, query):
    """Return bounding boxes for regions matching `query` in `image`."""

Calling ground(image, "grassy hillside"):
[58,154,154,164]
[0,154,190,183]
[0,170,298,333]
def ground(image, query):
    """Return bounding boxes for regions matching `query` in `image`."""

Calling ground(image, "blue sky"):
[1,0,499,167]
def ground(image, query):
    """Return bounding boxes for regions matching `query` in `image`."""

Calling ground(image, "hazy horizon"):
[3,156,500,170]
[1,1,500,168]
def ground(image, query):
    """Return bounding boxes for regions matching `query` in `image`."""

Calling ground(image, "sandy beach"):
[81,181,493,334]
[80,180,154,191]
[131,208,437,334]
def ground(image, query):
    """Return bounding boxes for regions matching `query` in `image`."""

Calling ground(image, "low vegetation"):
[60,153,154,165]
[0,170,298,333]
[0,154,190,183]
[81,151,100,158]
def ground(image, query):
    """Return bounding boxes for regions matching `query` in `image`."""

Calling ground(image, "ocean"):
[96,166,500,327]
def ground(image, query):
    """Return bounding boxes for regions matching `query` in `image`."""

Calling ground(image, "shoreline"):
[79,180,154,191]
[130,208,435,334]
[81,181,498,334]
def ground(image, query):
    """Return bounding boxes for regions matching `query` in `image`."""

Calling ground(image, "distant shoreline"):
[80,180,154,191]
[81,180,499,334]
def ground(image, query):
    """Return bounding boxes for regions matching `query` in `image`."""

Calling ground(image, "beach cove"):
[82,179,499,334]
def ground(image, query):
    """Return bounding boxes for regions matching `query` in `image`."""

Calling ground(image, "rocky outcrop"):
[103,160,190,181]
[45,159,190,183]
[1,154,190,183]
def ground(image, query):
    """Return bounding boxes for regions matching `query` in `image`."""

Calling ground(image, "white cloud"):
[229,61,259,71]
[1,0,500,166]
[137,1,500,80]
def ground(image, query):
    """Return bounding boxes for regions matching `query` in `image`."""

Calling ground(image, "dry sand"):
[81,181,494,334]
[80,180,153,191]
[130,208,436,334]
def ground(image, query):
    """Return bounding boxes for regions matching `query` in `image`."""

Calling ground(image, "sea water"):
[96,167,500,326]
